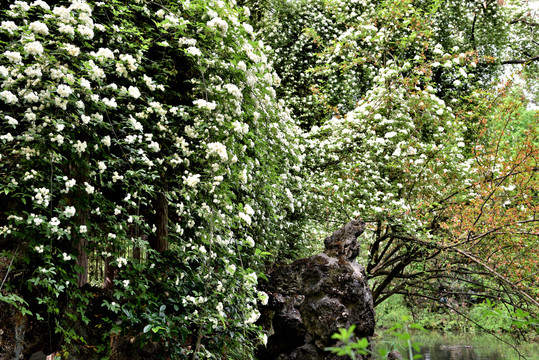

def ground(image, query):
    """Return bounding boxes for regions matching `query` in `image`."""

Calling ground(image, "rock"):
[257,219,375,360]
[323,219,365,260]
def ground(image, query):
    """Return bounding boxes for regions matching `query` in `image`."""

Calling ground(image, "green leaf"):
[151,326,164,333]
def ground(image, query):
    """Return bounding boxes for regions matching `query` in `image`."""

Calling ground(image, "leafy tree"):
[254,0,539,329]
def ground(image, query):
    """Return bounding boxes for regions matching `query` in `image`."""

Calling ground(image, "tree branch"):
[502,54,539,65]
[451,248,539,308]
[510,18,539,26]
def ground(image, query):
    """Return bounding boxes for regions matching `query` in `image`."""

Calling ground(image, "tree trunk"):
[76,236,88,287]
[149,192,169,252]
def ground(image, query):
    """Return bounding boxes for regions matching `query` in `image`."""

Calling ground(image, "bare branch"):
[510,18,539,26]
[502,54,539,65]
[451,248,539,308]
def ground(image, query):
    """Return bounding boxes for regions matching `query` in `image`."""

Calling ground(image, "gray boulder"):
[257,219,375,359]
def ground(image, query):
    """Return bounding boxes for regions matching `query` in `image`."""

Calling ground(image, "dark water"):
[375,332,539,360]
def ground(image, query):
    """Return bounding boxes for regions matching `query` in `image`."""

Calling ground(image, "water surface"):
[375,331,538,360]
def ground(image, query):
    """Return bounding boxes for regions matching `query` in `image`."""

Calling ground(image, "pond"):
[375,331,539,360]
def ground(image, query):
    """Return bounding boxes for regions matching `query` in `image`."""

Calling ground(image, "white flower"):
[239,169,248,184]
[64,178,76,192]
[6,116,18,126]
[117,257,128,268]
[102,97,117,108]
[32,1,50,10]
[243,23,254,36]
[112,171,124,182]
[64,43,80,57]
[239,212,252,225]
[84,182,95,194]
[35,245,44,253]
[128,86,141,98]
[101,135,111,147]
[193,99,217,111]
[73,140,87,154]
[122,279,130,288]
[23,91,39,103]
[1,21,18,34]
[184,174,201,187]
[79,225,87,233]
[436,108,444,115]
[0,90,18,104]
[62,252,72,261]
[50,217,60,227]
[94,47,115,61]
[207,142,228,161]
[97,161,107,173]
[186,46,201,56]
[24,41,44,56]
[80,78,91,90]
[64,206,76,218]
[3,51,22,63]
[258,291,269,305]
[29,21,49,35]
[148,141,160,152]
[206,17,228,36]
[77,24,94,38]
[58,23,75,36]
[223,83,242,99]
[57,84,73,98]
[237,61,247,71]
[244,204,255,216]
[457,141,465,147]
[385,131,397,138]
[245,309,260,324]
[244,236,255,248]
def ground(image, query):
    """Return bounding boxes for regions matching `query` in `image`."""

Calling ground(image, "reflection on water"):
[375,331,538,360]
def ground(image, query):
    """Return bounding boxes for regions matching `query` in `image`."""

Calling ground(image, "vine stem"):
[0,243,20,292]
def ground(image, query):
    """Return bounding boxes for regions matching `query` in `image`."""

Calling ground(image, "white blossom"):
[207,142,228,161]
[193,99,217,111]
[57,84,73,98]
[24,41,44,56]
[185,174,201,187]
[73,140,87,154]
[64,206,76,218]
[29,21,49,35]
[128,86,141,99]
[186,46,202,56]
[84,182,95,194]
[3,51,22,63]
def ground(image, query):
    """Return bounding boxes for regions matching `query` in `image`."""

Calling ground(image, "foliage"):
[326,316,425,360]
[0,0,538,358]
[255,0,539,324]
[325,325,370,359]
[0,0,304,357]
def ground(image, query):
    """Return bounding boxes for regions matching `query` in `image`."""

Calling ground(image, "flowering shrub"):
[0,0,304,357]
[256,0,538,311]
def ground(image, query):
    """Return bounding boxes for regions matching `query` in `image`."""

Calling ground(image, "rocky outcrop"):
[257,219,375,360]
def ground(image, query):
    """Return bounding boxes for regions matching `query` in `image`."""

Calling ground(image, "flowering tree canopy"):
[0,0,538,358]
